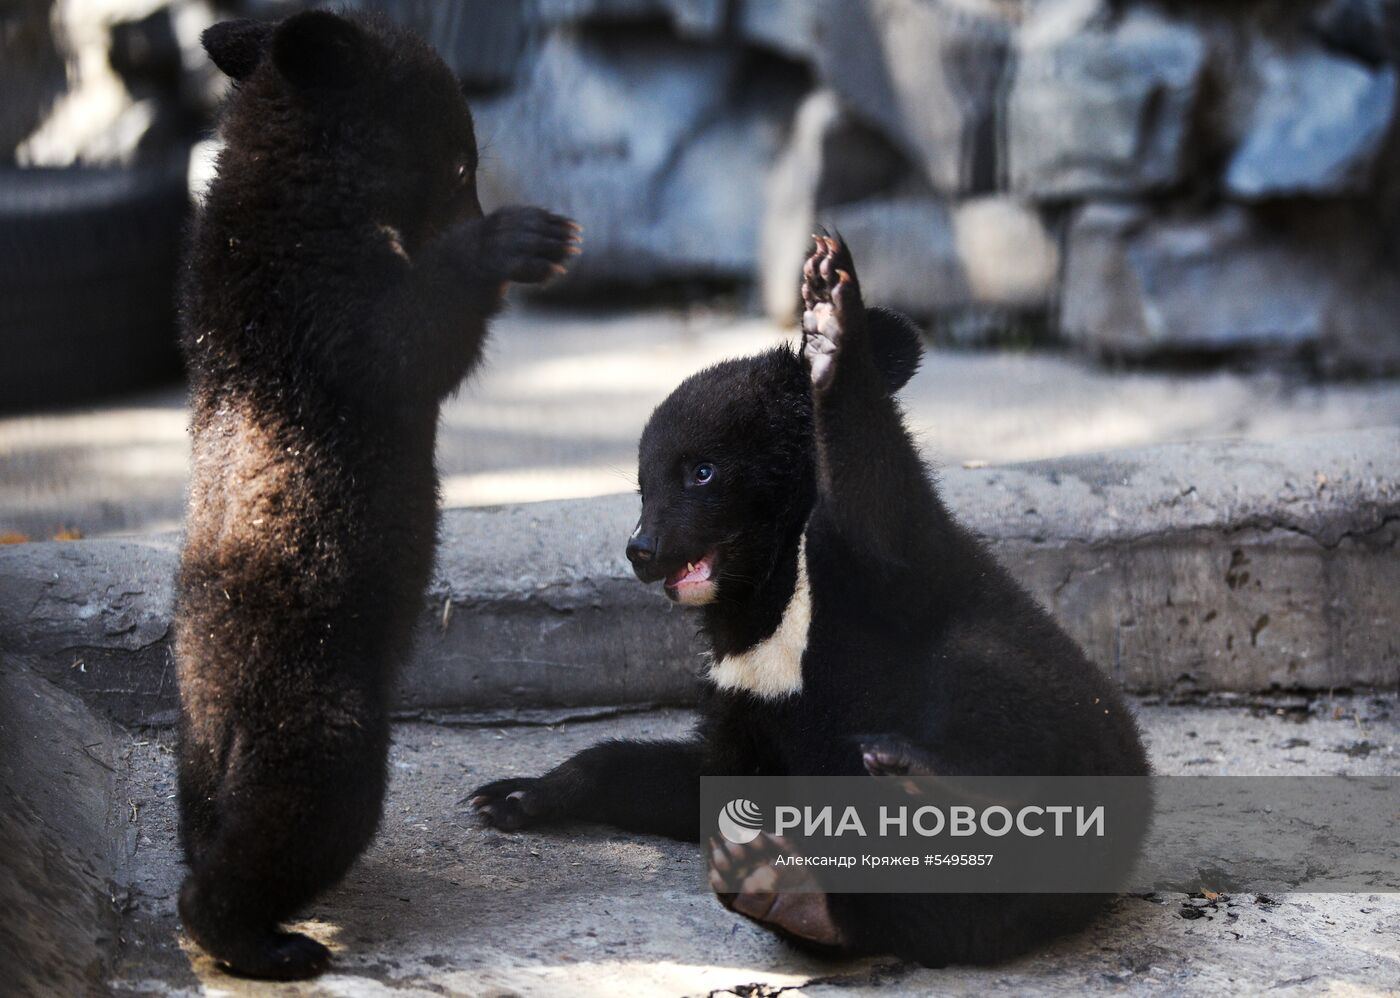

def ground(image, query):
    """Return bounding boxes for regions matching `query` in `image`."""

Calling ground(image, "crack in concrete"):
[989,511,1400,550]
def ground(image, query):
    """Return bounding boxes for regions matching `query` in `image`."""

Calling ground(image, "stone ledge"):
[1,428,1395,726]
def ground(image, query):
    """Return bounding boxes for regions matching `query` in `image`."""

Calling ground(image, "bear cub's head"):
[626,308,922,609]
[202,10,483,250]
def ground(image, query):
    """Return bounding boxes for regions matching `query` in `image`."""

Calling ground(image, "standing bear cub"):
[176,11,578,980]
[473,236,1148,967]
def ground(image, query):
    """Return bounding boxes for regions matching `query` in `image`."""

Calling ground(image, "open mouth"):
[663,549,719,605]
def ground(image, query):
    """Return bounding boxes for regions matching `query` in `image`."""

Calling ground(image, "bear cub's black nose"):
[627,534,658,564]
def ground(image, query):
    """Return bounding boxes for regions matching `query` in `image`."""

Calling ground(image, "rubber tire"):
[0,155,189,412]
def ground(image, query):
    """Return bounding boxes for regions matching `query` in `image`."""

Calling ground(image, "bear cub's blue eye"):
[692,463,715,485]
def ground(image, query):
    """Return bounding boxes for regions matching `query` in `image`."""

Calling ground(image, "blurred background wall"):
[5,0,1400,412]
[433,0,1400,374]
[5,0,1400,540]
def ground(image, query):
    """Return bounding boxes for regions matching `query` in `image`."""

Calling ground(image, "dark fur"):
[472,238,1149,967]
[174,11,577,979]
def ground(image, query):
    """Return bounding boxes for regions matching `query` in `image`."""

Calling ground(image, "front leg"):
[471,738,706,841]
[374,206,580,398]
[801,235,947,569]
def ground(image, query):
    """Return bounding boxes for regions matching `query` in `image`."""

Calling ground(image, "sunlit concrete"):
[4,306,1400,537]
[101,696,1399,996]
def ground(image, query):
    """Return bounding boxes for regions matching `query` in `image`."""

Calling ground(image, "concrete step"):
[1,429,1396,727]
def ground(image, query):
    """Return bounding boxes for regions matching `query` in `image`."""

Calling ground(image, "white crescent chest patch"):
[708,536,810,699]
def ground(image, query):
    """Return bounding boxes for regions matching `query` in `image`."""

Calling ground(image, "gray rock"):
[948,195,1060,310]
[759,85,1057,323]
[1311,0,1395,64]
[1062,201,1400,367]
[472,30,796,286]
[1063,203,1323,355]
[734,0,833,61]
[814,0,1015,195]
[784,193,1058,323]
[824,195,966,318]
[1008,4,1207,198]
[758,89,910,319]
[534,0,727,37]
[351,0,528,89]
[0,0,66,160]
[1225,40,1397,198]
[0,662,123,997]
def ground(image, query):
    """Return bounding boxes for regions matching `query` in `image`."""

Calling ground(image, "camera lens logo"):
[717,798,764,844]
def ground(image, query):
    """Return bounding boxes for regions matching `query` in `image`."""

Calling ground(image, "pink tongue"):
[668,556,712,586]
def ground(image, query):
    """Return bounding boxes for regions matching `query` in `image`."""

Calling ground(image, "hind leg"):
[177,721,222,868]
[708,833,849,954]
[178,727,386,980]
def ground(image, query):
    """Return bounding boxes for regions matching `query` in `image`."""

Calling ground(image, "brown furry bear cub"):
[175,11,579,980]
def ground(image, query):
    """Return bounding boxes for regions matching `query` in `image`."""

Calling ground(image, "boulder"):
[1007,4,1207,198]
[734,0,832,61]
[473,30,798,287]
[1061,201,1400,368]
[813,0,1016,195]
[1310,0,1395,65]
[814,194,1058,324]
[759,89,910,319]
[0,0,65,161]
[951,195,1060,311]
[823,196,966,319]
[761,86,1061,325]
[352,0,529,90]
[1224,40,1397,199]
[534,0,727,37]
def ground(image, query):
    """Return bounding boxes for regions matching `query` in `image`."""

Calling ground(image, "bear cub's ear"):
[866,306,923,394]
[202,19,274,82]
[271,10,368,91]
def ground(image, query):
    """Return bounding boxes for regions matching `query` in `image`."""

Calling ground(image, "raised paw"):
[467,776,550,831]
[480,205,582,285]
[801,233,865,391]
[708,832,847,950]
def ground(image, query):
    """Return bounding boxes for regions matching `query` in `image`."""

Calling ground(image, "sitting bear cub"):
[473,236,1148,967]
[175,11,578,980]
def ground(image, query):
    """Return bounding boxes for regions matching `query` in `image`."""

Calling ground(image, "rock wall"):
[362,0,1400,371]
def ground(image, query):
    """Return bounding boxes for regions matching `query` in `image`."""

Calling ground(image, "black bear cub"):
[175,11,578,980]
[473,236,1149,966]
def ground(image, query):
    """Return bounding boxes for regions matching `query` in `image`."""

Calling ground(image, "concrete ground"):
[6,309,1397,996]
[5,307,1400,538]
[107,695,1400,997]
